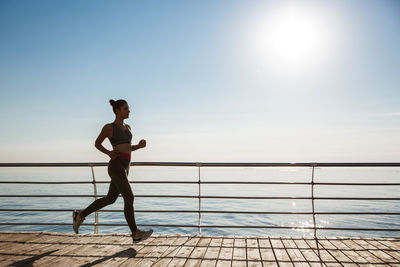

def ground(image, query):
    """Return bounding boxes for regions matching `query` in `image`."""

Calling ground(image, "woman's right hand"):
[108,150,118,160]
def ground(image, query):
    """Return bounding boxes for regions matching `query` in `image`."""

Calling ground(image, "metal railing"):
[0,162,399,237]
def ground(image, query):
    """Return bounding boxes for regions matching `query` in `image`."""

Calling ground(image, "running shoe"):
[131,228,153,243]
[72,209,85,234]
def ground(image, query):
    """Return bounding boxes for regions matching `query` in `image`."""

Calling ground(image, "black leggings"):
[81,157,138,234]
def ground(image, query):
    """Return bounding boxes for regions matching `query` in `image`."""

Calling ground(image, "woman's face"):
[118,103,130,119]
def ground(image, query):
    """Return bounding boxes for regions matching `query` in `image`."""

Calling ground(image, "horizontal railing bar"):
[0,222,399,231]
[1,180,399,186]
[0,208,399,215]
[0,181,199,184]
[314,182,400,186]
[1,162,400,167]
[0,181,96,184]
[195,182,400,186]
[0,194,399,200]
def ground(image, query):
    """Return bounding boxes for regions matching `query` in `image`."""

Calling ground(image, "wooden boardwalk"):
[0,231,399,266]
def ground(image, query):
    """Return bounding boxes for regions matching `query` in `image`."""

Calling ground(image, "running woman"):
[73,99,153,243]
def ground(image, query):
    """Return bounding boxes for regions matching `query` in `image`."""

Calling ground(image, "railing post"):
[311,164,316,238]
[310,163,322,266]
[90,164,99,234]
[197,162,202,235]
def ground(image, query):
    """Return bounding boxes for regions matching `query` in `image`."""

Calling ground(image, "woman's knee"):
[104,195,118,204]
[123,193,134,205]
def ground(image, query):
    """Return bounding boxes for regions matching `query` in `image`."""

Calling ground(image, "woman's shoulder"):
[101,123,114,133]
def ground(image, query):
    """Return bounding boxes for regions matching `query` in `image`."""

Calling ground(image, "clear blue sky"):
[0,0,399,162]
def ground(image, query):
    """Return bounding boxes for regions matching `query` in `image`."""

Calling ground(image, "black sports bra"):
[109,122,132,146]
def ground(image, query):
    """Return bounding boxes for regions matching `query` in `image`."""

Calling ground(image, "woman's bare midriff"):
[112,143,132,154]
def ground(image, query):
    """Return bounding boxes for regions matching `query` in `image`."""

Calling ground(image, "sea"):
[0,164,399,238]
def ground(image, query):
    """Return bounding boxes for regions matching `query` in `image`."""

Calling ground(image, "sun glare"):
[246,3,337,76]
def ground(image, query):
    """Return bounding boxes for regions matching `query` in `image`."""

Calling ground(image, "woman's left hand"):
[138,139,146,148]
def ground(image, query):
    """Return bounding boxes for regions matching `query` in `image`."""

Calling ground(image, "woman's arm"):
[131,144,140,151]
[131,139,146,151]
[95,124,112,156]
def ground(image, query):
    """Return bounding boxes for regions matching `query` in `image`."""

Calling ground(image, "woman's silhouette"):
[73,99,153,243]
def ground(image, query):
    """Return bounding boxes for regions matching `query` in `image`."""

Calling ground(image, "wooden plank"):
[184,258,202,267]
[166,236,201,267]
[214,237,230,267]
[327,238,361,266]
[92,235,154,266]
[232,245,246,261]
[0,232,40,242]
[271,238,292,265]
[209,237,223,247]
[361,238,400,263]
[301,239,323,267]
[183,237,211,267]
[126,236,176,267]
[0,232,50,253]
[258,238,272,248]
[156,236,191,261]
[39,235,134,266]
[312,238,340,265]
[218,246,233,260]
[31,235,116,266]
[247,245,261,261]
[174,237,199,258]
[247,260,263,267]
[215,259,231,267]
[188,237,210,259]
[60,235,136,265]
[282,238,309,267]
[361,243,398,264]
[187,237,213,267]
[200,259,217,267]
[189,237,210,259]
[304,238,336,266]
[247,238,259,248]
[343,238,384,264]
[222,237,234,247]
[0,232,42,251]
[270,238,285,248]
[310,238,342,265]
[181,236,204,267]
[0,233,64,266]
[261,261,279,267]
[259,237,278,266]
[118,236,162,267]
[371,239,400,262]
[233,237,246,264]
[150,236,192,267]
[204,238,221,260]
[246,237,262,267]
[0,232,399,266]
[377,239,400,250]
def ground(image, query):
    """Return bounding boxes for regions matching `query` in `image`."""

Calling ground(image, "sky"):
[0,0,399,162]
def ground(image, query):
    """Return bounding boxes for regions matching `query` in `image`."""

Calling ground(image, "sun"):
[267,7,321,65]
[246,4,335,76]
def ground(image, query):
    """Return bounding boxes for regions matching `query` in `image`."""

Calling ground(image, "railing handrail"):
[0,161,400,167]
[0,161,399,237]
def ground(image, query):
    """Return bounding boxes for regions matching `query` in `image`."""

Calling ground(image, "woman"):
[72,99,153,243]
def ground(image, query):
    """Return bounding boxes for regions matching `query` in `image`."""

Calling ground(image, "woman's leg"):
[80,179,120,218]
[108,158,138,234]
